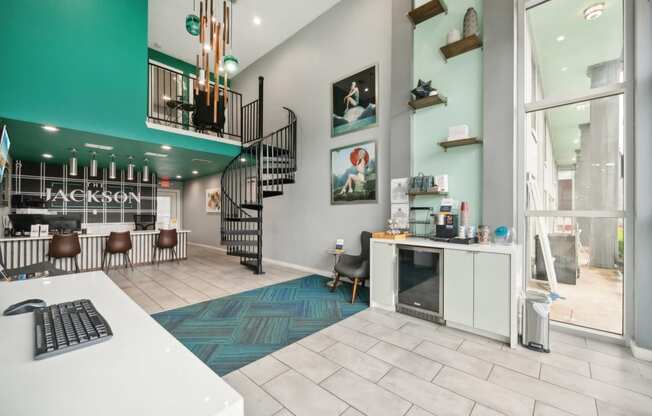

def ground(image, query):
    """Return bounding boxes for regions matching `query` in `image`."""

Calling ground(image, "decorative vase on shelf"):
[463,7,479,38]
[447,29,462,44]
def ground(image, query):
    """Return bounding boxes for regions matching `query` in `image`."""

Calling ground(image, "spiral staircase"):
[220,77,297,274]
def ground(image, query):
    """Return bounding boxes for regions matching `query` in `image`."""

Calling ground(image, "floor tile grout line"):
[429,364,534,414]
[317,367,414,416]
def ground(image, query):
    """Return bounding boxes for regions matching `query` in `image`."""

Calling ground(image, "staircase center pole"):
[256,76,264,274]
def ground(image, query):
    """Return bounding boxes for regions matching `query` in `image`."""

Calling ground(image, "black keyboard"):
[34,299,113,360]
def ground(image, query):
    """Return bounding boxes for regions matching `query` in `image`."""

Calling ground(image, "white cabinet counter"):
[0,271,243,416]
[369,238,522,347]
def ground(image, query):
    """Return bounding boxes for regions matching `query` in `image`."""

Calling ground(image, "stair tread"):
[261,178,295,186]
[262,159,293,164]
[224,217,258,222]
[263,190,283,198]
[228,250,259,259]
[224,241,258,246]
[223,230,259,235]
[262,168,293,174]
[244,144,291,156]
[241,203,263,210]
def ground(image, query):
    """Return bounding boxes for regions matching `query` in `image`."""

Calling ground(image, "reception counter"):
[0,230,190,273]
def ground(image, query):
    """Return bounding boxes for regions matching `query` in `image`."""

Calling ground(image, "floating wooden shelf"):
[408,191,449,196]
[407,0,448,26]
[438,137,483,151]
[440,34,483,61]
[408,94,447,111]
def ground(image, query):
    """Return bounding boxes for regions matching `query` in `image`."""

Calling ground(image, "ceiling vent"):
[192,158,214,164]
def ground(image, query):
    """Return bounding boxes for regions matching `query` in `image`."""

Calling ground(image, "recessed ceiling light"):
[240,157,247,162]
[144,152,168,158]
[176,175,182,179]
[84,143,114,151]
[253,16,262,25]
[42,125,59,132]
[584,3,605,21]
[556,35,565,42]
[561,66,568,72]
[161,145,172,151]
[364,88,369,92]
[42,153,53,159]
[192,170,199,175]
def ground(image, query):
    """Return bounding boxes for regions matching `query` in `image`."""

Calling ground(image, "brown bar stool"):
[153,229,179,265]
[48,233,82,273]
[102,231,133,271]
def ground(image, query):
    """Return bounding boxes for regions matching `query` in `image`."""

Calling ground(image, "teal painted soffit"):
[3,118,234,180]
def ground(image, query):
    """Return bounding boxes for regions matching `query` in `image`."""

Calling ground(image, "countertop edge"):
[370,237,518,254]
[0,230,192,242]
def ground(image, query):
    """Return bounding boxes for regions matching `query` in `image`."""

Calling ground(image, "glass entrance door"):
[520,0,627,335]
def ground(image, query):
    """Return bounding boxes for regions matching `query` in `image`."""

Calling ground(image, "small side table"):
[326,248,347,288]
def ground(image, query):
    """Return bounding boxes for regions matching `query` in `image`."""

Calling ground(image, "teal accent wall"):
[0,0,238,158]
[412,1,483,225]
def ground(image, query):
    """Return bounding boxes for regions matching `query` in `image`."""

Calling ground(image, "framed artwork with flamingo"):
[330,140,377,205]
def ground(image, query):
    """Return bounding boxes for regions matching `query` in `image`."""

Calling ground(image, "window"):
[521,0,627,334]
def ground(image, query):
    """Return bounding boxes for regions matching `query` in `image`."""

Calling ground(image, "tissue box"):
[448,125,470,140]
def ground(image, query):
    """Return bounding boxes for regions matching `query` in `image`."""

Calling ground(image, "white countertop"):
[0,229,191,242]
[0,271,243,416]
[371,237,518,254]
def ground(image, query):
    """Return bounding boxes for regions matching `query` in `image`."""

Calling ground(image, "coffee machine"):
[434,212,458,239]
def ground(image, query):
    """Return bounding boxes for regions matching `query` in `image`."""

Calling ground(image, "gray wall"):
[232,0,397,272]
[482,0,515,231]
[389,0,413,180]
[182,174,222,247]
[633,0,652,350]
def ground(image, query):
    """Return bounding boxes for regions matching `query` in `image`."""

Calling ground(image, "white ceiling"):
[148,0,341,74]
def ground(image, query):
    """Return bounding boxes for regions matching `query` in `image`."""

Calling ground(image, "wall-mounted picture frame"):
[331,140,377,205]
[205,187,221,213]
[331,64,378,137]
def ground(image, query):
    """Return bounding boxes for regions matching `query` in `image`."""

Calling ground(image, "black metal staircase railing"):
[220,77,297,274]
[147,62,243,141]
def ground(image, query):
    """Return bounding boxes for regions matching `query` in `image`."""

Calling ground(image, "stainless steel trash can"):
[522,291,551,353]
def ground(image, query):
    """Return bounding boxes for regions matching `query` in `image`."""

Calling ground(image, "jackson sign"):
[45,188,141,204]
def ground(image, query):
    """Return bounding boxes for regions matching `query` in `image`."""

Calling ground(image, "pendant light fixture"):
[186,0,200,36]
[192,0,237,122]
[127,156,135,181]
[109,154,117,180]
[223,54,239,75]
[142,158,150,182]
[69,148,78,177]
[90,152,98,177]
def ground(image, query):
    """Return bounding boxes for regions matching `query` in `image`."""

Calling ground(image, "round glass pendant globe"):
[185,15,200,36]
[223,55,239,74]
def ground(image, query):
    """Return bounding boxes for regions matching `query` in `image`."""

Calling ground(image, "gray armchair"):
[331,231,371,303]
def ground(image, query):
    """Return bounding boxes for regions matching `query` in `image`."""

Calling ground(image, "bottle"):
[460,201,469,228]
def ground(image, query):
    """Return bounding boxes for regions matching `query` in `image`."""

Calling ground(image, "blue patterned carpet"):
[152,275,369,375]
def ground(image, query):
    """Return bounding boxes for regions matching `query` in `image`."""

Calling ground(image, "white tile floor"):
[106,244,307,314]
[110,245,652,416]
